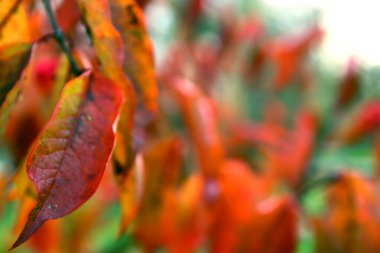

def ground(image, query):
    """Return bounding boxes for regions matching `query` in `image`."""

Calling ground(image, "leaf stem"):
[42,0,81,76]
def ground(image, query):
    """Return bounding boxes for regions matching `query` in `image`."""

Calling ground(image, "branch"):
[42,0,81,76]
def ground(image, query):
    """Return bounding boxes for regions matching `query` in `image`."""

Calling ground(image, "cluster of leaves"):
[1,0,380,252]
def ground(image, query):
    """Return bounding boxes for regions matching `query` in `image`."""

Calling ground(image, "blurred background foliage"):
[2,0,380,252]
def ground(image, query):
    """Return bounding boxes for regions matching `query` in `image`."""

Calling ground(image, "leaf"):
[0,42,32,106]
[77,0,136,175]
[47,55,71,116]
[314,172,380,253]
[135,0,151,8]
[119,154,145,234]
[7,155,37,201]
[187,0,204,21]
[0,80,22,135]
[110,0,158,113]
[10,71,123,249]
[135,172,207,252]
[76,0,127,87]
[338,101,380,142]
[209,160,269,252]
[13,195,62,253]
[56,0,81,34]
[266,26,323,88]
[246,196,298,253]
[0,0,22,31]
[262,109,317,188]
[209,161,297,253]
[336,58,360,110]
[120,136,183,233]
[0,2,31,46]
[168,78,224,178]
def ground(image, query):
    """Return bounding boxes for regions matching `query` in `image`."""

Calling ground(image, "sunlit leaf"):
[0,3,30,46]
[0,43,32,106]
[110,0,158,113]
[0,0,22,31]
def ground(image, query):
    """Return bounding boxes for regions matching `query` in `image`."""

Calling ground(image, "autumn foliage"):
[0,0,379,252]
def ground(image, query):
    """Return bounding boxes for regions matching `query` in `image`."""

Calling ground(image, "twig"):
[42,0,81,76]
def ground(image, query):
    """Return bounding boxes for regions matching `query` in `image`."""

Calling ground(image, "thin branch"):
[42,0,81,76]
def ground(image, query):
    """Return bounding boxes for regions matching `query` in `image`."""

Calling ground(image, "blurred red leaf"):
[136,173,208,252]
[336,58,360,110]
[245,196,298,253]
[209,161,296,252]
[262,110,317,187]
[120,136,183,233]
[188,0,204,21]
[339,101,380,142]
[266,26,323,89]
[168,78,225,178]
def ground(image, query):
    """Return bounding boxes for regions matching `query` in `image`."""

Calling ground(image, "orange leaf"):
[0,0,22,31]
[168,78,224,178]
[110,0,158,113]
[314,172,380,253]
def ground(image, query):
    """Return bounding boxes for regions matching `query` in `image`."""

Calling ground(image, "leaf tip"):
[9,205,47,251]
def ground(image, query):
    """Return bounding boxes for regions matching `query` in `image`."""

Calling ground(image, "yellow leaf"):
[110,0,158,113]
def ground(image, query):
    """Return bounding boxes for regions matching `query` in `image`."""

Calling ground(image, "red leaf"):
[11,71,123,249]
[246,196,298,253]
[267,26,323,88]
[56,0,81,34]
[336,58,360,110]
[168,78,225,178]
[77,0,137,175]
[339,101,380,142]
